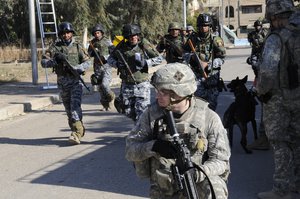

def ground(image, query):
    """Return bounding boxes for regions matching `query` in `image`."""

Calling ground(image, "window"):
[225,6,234,18]
[239,26,248,34]
[241,5,262,14]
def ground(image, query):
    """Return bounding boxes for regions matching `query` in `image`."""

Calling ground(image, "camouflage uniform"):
[257,1,300,198]
[88,24,115,111]
[247,21,268,62]
[41,22,91,144]
[246,20,270,150]
[107,24,162,122]
[184,14,226,111]
[156,22,185,63]
[125,63,231,199]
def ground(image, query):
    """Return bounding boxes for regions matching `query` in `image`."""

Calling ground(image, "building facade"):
[188,0,266,38]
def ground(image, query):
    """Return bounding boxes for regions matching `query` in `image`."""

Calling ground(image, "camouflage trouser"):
[263,94,300,194]
[149,176,228,199]
[195,80,220,111]
[58,76,83,127]
[121,81,151,122]
[94,63,113,103]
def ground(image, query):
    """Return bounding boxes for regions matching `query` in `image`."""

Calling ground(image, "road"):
[0,47,279,199]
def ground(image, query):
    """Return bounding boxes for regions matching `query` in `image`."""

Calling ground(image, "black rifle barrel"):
[164,109,199,199]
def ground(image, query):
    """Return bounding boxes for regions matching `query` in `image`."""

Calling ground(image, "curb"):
[0,94,61,121]
[0,78,122,121]
[0,66,160,121]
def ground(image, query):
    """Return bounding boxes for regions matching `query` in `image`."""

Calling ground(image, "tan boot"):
[258,190,292,199]
[247,135,270,150]
[68,121,85,144]
[107,91,115,111]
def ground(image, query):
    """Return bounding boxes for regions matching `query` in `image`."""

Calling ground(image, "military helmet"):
[254,20,263,27]
[122,24,141,39]
[91,23,105,35]
[186,25,195,31]
[265,0,294,20]
[197,13,213,27]
[58,22,75,35]
[151,63,197,97]
[168,22,181,32]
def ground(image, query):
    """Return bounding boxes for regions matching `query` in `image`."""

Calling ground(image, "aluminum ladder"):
[36,0,58,89]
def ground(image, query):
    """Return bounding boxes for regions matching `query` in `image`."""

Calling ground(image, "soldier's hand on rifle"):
[135,53,147,70]
[212,58,223,70]
[54,53,67,63]
[152,139,177,159]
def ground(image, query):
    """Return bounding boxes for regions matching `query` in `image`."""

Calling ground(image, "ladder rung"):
[43,22,55,25]
[44,32,57,35]
[39,2,52,5]
[41,12,54,15]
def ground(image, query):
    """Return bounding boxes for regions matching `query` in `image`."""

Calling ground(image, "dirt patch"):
[0,61,117,85]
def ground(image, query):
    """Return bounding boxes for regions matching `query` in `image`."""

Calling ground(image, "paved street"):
[0,47,293,199]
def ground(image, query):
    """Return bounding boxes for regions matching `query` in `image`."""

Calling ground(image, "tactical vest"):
[272,24,300,90]
[115,38,159,83]
[187,32,225,80]
[89,37,110,65]
[49,40,81,76]
[248,28,268,56]
[160,34,184,63]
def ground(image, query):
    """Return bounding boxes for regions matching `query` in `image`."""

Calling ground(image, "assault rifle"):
[164,109,199,199]
[187,39,208,79]
[164,109,217,199]
[89,41,105,66]
[52,46,90,91]
[115,50,137,85]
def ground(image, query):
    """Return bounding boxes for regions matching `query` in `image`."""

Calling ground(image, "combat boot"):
[247,135,270,150]
[258,190,292,199]
[68,121,85,144]
[107,91,115,110]
[99,100,110,111]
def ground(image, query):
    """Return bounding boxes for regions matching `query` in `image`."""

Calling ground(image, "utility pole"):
[28,0,38,85]
[183,0,187,28]
[219,0,224,39]
[227,0,230,28]
[237,0,241,37]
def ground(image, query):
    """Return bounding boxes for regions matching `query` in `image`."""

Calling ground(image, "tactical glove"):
[54,53,67,63]
[152,140,177,159]
[212,58,223,69]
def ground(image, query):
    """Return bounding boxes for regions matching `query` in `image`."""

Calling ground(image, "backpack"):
[284,25,300,89]
[275,23,300,89]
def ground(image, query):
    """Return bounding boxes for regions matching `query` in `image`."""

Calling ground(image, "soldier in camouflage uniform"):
[156,22,185,63]
[107,24,162,122]
[186,25,195,37]
[256,0,300,198]
[247,20,268,69]
[125,63,231,199]
[41,22,91,144]
[246,20,270,150]
[88,23,115,111]
[183,13,226,111]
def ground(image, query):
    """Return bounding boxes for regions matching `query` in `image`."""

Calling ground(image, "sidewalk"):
[0,66,160,121]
